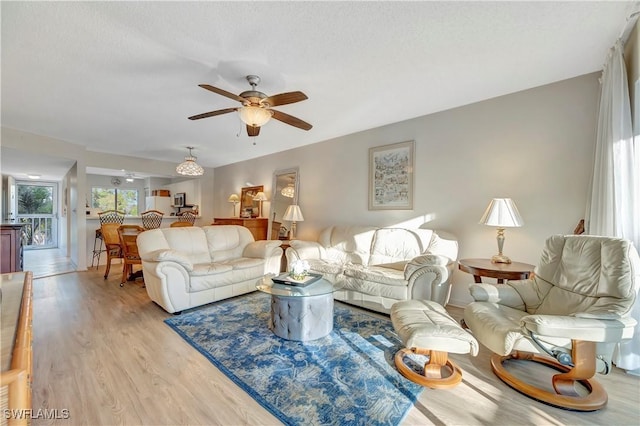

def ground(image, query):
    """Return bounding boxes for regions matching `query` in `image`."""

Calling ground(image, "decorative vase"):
[289,259,310,281]
[290,272,308,281]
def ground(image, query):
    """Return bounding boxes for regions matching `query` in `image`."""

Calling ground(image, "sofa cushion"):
[307,259,345,275]
[189,261,265,292]
[341,273,408,300]
[190,263,233,277]
[368,228,425,266]
[161,227,212,264]
[318,226,377,265]
[371,261,407,271]
[150,249,194,271]
[344,264,407,287]
[190,271,235,292]
[203,225,255,261]
[224,257,265,270]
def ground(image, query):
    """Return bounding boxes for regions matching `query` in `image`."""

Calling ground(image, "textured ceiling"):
[1,1,638,179]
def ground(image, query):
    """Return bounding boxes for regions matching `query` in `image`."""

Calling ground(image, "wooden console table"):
[212,218,268,241]
[1,271,33,425]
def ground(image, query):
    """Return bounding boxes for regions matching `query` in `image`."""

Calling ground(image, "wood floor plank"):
[29,270,640,425]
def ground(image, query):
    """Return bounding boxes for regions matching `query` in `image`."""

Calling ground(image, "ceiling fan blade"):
[271,110,313,131]
[198,84,247,103]
[262,91,308,107]
[188,107,237,120]
[247,125,260,137]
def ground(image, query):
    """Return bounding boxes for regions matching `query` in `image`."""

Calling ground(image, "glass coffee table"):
[256,274,341,341]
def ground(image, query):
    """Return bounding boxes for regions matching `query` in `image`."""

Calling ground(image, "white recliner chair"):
[464,235,639,411]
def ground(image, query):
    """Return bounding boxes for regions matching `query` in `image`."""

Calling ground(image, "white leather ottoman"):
[391,299,479,388]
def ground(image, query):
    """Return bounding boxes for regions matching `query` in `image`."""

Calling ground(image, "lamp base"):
[491,254,512,264]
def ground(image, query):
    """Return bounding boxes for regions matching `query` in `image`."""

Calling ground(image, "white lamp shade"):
[283,205,304,222]
[253,191,268,201]
[479,198,523,227]
[238,106,272,127]
[227,193,239,203]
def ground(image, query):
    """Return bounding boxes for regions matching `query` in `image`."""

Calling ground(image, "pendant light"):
[176,147,204,176]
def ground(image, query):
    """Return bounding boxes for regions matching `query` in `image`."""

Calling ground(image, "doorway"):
[15,180,58,249]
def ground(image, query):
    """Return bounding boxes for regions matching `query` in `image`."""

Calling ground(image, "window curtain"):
[586,40,640,373]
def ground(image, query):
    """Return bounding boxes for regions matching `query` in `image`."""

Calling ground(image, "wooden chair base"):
[394,347,462,389]
[491,348,607,411]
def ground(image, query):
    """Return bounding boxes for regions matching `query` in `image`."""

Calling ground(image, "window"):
[91,187,138,215]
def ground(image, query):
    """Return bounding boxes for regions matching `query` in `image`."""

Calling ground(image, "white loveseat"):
[285,226,458,313]
[137,225,282,313]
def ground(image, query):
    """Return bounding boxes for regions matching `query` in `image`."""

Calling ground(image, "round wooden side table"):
[458,258,535,284]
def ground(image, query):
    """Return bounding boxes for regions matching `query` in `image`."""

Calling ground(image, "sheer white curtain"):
[586,40,640,373]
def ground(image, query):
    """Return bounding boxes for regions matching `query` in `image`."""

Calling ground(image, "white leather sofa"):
[137,225,282,313]
[285,226,458,313]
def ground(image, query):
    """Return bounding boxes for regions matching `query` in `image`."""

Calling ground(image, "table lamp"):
[283,205,304,240]
[253,191,268,218]
[479,198,523,264]
[227,193,240,217]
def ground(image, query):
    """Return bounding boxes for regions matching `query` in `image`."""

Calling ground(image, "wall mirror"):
[240,185,263,218]
[271,167,299,239]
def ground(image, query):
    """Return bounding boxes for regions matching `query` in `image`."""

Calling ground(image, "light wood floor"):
[23,248,76,278]
[30,270,640,425]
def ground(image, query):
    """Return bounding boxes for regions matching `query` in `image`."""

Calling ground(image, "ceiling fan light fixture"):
[176,147,204,176]
[238,105,272,127]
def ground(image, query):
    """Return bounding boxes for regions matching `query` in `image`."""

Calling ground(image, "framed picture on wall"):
[369,140,414,210]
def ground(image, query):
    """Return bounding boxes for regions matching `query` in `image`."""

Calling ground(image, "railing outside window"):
[19,216,54,247]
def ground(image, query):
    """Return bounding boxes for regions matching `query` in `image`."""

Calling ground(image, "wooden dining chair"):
[118,225,145,287]
[100,223,123,280]
[170,221,193,227]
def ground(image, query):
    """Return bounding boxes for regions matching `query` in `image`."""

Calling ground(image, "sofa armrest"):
[288,240,325,260]
[521,314,635,342]
[243,240,283,258]
[141,249,194,271]
[468,283,525,310]
[404,254,452,305]
[404,254,449,278]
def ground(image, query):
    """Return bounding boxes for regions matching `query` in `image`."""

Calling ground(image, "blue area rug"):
[164,291,423,426]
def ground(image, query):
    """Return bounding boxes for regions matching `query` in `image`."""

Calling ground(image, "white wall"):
[213,73,600,306]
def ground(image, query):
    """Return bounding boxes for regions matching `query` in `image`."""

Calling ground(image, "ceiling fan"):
[188,75,312,137]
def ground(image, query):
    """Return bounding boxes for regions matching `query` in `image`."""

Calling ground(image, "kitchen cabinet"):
[1,224,25,273]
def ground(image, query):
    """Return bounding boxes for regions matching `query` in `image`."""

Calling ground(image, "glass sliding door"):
[15,181,58,249]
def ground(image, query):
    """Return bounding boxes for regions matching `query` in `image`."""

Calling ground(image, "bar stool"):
[176,210,196,225]
[141,210,164,230]
[91,210,125,268]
